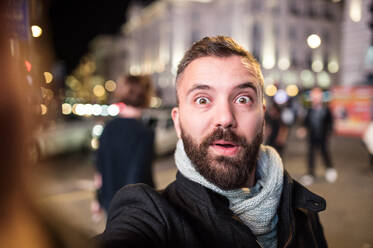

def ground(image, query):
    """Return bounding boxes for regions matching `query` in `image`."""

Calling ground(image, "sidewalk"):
[283,130,373,248]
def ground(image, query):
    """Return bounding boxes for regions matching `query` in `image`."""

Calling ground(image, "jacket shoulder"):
[281,172,328,248]
[283,171,326,212]
[98,184,176,247]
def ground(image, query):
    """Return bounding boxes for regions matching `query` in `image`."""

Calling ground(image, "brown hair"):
[116,75,154,108]
[176,36,264,103]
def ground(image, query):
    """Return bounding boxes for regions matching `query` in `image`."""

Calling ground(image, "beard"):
[181,124,263,190]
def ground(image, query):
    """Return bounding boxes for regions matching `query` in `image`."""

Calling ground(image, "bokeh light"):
[328,61,339,73]
[31,25,43,37]
[312,60,323,72]
[40,104,47,115]
[273,89,289,105]
[93,85,106,97]
[286,84,299,97]
[62,103,72,115]
[108,104,120,116]
[307,34,321,49]
[265,84,277,97]
[43,72,53,84]
[278,58,290,71]
[104,80,117,92]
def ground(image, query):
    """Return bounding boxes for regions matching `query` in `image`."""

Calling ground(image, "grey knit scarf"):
[174,139,284,248]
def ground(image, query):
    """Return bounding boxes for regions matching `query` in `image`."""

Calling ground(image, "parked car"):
[36,119,95,158]
[143,108,178,156]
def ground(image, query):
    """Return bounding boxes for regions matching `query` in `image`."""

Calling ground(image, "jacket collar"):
[277,171,326,248]
[174,172,231,214]
[175,170,326,211]
[173,170,326,247]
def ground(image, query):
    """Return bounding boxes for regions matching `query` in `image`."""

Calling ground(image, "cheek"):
[180,111,211,139]
[237,112,264,137]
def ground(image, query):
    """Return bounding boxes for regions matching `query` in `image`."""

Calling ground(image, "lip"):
[210,140,240,156]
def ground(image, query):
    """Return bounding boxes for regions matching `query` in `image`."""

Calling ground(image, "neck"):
[118,105,142,119]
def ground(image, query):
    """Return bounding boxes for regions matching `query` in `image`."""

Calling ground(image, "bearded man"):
[97,36,328,248]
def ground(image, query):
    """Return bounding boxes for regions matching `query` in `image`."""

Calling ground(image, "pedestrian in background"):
[301,87,337,186]
[93,75,155,214]
[264,103,289,156]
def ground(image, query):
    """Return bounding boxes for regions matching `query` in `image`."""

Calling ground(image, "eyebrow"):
[186,81,258,97]
[235,82,258,94]
[186,84,211,97]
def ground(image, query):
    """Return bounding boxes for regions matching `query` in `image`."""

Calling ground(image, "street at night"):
[2,0,373,247]
[40,130,373,248]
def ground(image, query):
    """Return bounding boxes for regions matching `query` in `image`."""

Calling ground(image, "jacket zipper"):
[256,240,264,248]
[282,176,294,248]
[282,215,294,248]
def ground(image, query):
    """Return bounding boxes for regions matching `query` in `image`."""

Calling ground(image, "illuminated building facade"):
[122,0,343,105]
[340,0,372,86]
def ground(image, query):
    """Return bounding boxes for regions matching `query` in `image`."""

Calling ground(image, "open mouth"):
[211,140,240,156]
[213,142,237,148]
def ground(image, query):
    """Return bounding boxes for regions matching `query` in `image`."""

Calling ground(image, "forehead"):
[177,55,261,94]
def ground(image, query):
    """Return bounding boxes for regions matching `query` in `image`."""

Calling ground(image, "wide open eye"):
[235,96,251,104]
[195,97,210,105]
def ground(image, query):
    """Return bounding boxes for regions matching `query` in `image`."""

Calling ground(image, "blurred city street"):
[3,0,373,247]
[40,128,373,248]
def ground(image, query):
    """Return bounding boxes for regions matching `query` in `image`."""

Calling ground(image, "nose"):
[214,100,237,129]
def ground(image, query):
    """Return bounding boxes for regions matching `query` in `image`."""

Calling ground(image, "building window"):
[252,23,262,62]
[324,3,334,21]
[322,29,330,45]
[272,2,280,15]
[307,2,316,18]
[323,52,329,71]
[288,0,299,16]
[288,26,297,40]
[291,49,298,68]
[306,50,312,69]
[190,11,200,44]
[274,23,280,37]
[251,0,262,12]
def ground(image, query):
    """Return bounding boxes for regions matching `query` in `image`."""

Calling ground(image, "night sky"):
[49,0,154,74]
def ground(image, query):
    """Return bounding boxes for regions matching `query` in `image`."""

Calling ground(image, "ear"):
[171,107,181,139]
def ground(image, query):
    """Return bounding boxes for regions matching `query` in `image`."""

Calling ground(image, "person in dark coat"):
[300,87,337,186]
[96,36,328,248]
[265,103,289,156]
[94,75,155,213]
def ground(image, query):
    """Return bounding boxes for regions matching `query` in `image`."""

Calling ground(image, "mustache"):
[201,128,247,147]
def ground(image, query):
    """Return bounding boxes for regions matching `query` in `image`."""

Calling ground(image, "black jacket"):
[97,171,327,248]
[96,117,155,211]
[304,106,334,142]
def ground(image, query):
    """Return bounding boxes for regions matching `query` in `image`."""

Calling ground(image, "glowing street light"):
[265,84,277,97]
[31,25,43,38]
[43,72,53,84]
[307,34,321,49]
[286,84,299,97]
[93,85,106,97]
[104,80,117,92]
[328,61,339,73]
[40,104,47,115]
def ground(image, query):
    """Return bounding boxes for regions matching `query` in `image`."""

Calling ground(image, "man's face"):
[172,55,265,190]
[310,87,323,106]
